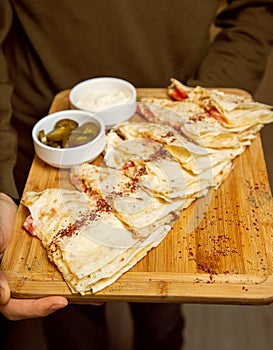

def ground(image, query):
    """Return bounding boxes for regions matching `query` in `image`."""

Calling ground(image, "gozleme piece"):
[22,188,174,294]
[70,163,186,229]
[138,99,263,148]
[105,124,245,176]
[167,78,273,129]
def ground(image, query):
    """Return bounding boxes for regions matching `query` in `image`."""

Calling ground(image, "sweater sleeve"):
[0,1,19,199]
[187,0,273,94]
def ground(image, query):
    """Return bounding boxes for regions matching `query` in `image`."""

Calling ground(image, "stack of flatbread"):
[22,79,273,295]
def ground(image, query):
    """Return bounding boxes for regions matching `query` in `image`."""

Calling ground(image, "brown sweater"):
[1,0,273,198]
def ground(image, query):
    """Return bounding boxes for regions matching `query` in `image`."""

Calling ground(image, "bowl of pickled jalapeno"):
[32,110,106,168]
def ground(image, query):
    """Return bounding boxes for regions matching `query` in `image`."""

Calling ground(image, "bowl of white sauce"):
[69,77,137,129]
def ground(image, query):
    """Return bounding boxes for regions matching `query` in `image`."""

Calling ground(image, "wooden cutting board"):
[2,88,273,305]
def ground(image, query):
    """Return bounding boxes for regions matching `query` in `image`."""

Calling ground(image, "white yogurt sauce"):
[77,90,132,111]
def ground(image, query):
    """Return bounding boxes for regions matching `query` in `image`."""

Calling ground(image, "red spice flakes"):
[207,274,215,284]
[189,112,206,122]
[96,197,111,213]
[54,204,104,242]
[56,222,78,239]
[119,180,140,197]
[149,146,169,161]
[164,130,175,138]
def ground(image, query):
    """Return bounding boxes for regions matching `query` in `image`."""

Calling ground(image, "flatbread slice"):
[106,123,244,176]
[22,188,174,294]
[138,100,263,149]
[70,163,187,229]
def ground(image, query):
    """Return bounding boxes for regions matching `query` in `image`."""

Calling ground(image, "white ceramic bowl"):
[69,77,137,128]
[32,110,106,168]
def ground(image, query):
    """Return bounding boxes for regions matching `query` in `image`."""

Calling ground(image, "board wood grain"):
[2,88,273,305]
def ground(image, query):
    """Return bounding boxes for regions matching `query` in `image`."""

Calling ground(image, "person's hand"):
[0,192,68,320]
[0,193,17,260]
